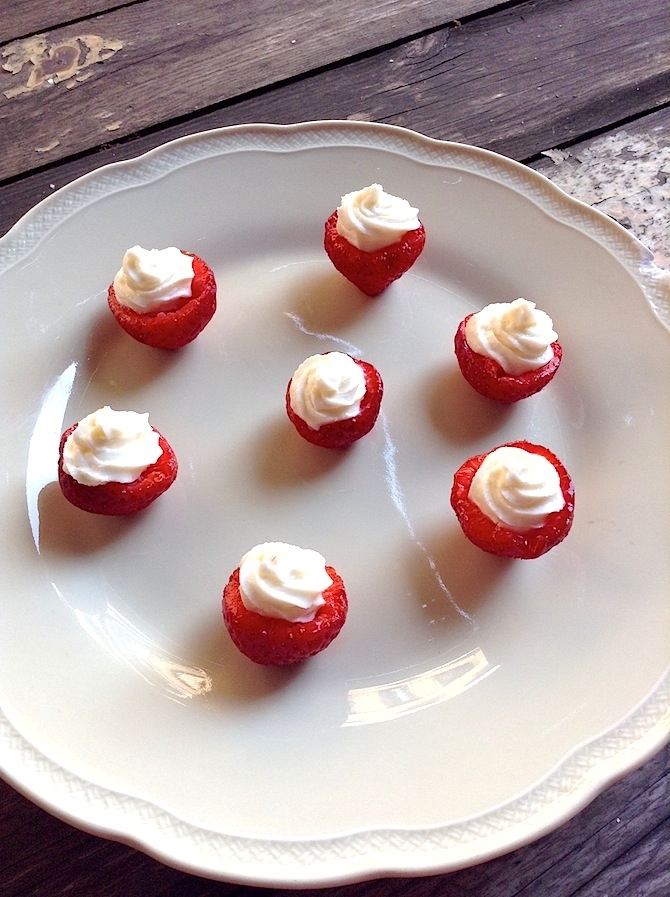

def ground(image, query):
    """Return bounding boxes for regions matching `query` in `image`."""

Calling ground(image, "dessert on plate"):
[58,405,178,514]
[286,351,383,448]
[222,542,348,665]
[324,183,426,296]
[107,245,217,349]
[450,440,575,559]
[454,298,561,402]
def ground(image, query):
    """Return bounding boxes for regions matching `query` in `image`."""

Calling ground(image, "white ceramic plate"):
[1,122,669,887]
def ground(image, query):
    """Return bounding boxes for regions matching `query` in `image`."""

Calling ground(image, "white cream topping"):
[62,406,162,486]
[469,446,565,530]
[289,352,366,430]
[113,245,194,313]
[238,542,333,623]
[336,183,421,252]
[465,298,557,375]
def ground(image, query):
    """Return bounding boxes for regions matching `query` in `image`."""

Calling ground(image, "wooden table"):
[1,1,668,894]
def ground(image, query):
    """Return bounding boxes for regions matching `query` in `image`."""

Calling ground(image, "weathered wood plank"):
[0,0,506,180]
[1,1,122,46]
[231,0,669,160]
[574,819,670,897]
[4,0,665,187]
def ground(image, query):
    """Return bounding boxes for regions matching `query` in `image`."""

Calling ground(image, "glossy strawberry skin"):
[450,441,575,559]
[222,566,348,665]
[108,252,217,349]
[286,356,383,449]
[58,425,178,515]
[454,315,562,403]
[324,211,426,296]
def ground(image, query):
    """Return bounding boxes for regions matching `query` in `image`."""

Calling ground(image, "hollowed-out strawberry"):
[450,441,574,559]
[222,566,348,665]
[454,315,562,403]
[324,211,425,296]
[58,425,178,515]
[108,252,217,350]
[286,356,383,449]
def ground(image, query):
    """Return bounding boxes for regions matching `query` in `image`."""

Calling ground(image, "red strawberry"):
[286,355,383,449]
[222,565,347,665]
[450,441,574,559]
[454,315,562,403]
[107,251,216,349]
[58,424,178,515]
[324,211,425,296]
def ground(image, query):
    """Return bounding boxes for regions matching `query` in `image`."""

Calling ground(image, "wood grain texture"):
[2,0,667,186]
[0,0,505,179]
[0,0,497,46]
[203,0,669,158]
[1,1,119,45]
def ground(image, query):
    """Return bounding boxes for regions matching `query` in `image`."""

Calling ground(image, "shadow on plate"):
[35,480,146,556]
[410,522,514,625]
[81,306,182,397]
[286,268,379,337]
[254,414,349,488]
[424,364,513,446]
[184,609,306,704]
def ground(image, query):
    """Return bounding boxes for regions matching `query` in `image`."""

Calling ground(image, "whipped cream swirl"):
[289,352,365,430]
[465,298,557,375]
[336,183,421,252]
[238,542,333,622]
[63,406,162,486]
[469,445,565,530]
[113,245,194,313]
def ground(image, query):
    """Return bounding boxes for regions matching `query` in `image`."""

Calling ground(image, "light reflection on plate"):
[344,647,496,726]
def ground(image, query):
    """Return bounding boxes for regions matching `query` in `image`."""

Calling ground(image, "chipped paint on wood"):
[35,139,61,153]
[94,110,123,133]
[1,34,123,99]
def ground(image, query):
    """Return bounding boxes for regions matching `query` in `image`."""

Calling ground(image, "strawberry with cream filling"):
[455,299,561,402]
[324,184,426,296]
[108,245,217,349]
[222,542,348,665]
[58,406,177,515]
[286,351,383,448]
[450,441,574,559]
